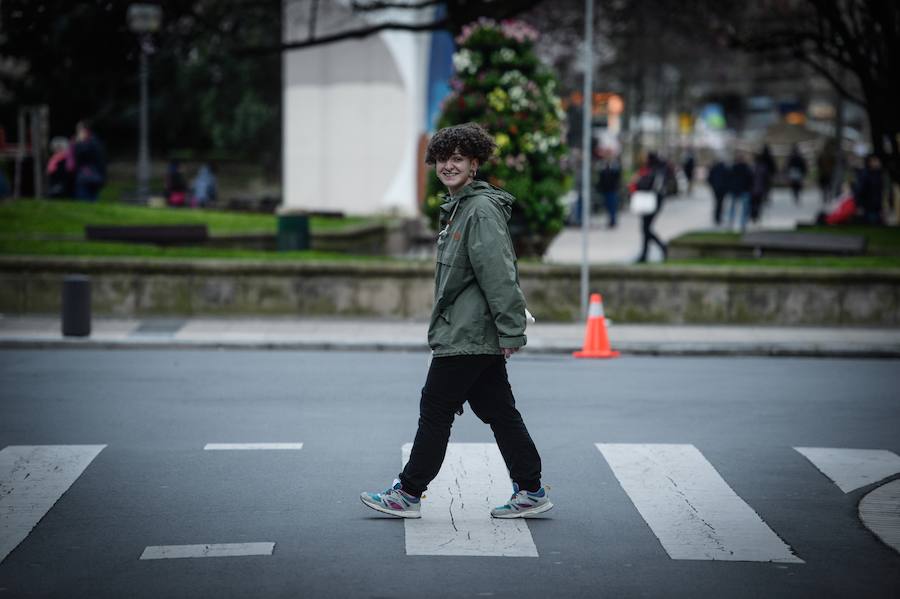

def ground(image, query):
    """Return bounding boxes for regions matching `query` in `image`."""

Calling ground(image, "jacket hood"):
[440,180,516,221]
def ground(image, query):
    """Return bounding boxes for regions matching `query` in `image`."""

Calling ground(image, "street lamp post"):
[580,0,594,319]
[127,4,162,203]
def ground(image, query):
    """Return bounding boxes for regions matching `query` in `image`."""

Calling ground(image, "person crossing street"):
[360,123,552,520]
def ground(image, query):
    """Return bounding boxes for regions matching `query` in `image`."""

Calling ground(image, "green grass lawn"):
[667,256,900,268]
[0,198,374,236]
[668,225,900,269]
[0,237,398,262]
[0,198,391,260]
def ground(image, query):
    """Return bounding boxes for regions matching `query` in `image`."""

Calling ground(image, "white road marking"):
[139,542,275,560]
[858,479,900,554]
[203,443,304,450]
[794,447,900,493]
[596,443,803,563]
[0,445,106,563]
[402,443,539,557]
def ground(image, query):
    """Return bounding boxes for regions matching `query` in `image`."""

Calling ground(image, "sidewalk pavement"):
[2,315,898,358]
[545,185,825,264]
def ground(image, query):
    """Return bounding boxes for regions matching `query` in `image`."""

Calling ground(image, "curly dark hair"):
[424,122,496,165]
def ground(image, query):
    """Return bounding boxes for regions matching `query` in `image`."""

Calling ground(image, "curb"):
[1,337,898,358]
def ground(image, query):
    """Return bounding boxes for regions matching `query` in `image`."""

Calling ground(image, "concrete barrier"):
[1,256,898,325]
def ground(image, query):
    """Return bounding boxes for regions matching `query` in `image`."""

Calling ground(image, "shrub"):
[424,19,572,254]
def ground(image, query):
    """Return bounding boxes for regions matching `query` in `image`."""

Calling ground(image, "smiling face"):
[436,149,478,195]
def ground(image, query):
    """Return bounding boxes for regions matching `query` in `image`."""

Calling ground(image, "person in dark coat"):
[786,144,807,204]
[854,154,884,225]
[817,140,837,204]
[596,152,622,228]
[72,121,106,201]
[706,157,730,225]
[682,151,696,195]
[750,150,773,222]
[729,152,754,232]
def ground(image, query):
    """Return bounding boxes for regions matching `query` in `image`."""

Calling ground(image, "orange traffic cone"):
[573,293,620,359]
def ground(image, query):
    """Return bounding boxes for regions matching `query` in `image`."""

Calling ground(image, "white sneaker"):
[491,483,553,519]
[360,479,422,519]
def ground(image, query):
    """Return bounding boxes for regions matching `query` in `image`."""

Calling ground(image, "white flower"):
[452,49,480,75]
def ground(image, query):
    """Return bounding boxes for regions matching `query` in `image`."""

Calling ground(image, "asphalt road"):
[1,349,899,598]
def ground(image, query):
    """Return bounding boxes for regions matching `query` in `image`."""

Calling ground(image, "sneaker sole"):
[491,501,554,519]
[360,495,421,519]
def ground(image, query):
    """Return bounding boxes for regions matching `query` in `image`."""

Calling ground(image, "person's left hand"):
[502,347,519,358]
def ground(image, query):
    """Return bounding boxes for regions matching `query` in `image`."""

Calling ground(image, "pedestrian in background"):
[750,148,773,222]
[817,140,837,204]
[596,150,622,228]
[72,121,106,201]
[729,152,754,233]
[165,160,188,207]
[630,151,672,262]
[682,151,696,195]
[854,153,884,225]
[707,155,730,226]
[46,137,74,198]
[190,163,217,207]
[787,144,807,205]
[360,122,551,520]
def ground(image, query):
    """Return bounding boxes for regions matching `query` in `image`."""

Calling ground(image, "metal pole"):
[579,0,594,319]
[31,108,44,199]
[137,37,150,202]
[14,108,24,199]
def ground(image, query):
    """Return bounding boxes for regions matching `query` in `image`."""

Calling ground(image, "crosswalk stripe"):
[596,443,803,563]
[139,542,275,560]
[858,479,900,554]
[0,444,106,563]
[203,443,304,450]
[402,443,539,557]
[794,447,900,493]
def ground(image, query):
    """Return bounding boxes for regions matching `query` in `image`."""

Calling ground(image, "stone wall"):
[1,257,898,325]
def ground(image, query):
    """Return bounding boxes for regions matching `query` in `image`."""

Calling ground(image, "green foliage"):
[0,1,281,168]
[425,19,571,239]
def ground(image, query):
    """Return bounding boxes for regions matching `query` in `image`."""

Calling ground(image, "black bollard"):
[62,275,91,337]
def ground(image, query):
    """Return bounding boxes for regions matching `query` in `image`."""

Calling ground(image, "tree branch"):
[797,53,865,105]
[351,0,442,10]
[241,18,449,55]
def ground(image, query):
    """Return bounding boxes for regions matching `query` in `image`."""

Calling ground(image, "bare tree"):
[243,0,544,54]
[714,0,900,182]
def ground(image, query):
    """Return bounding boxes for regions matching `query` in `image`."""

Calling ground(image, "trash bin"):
[62,274,91,337]
[277,211,310,251]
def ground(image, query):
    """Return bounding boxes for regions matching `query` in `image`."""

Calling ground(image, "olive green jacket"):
[428,180,527,357]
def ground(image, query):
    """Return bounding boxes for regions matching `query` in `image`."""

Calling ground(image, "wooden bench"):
[741,231,867,256]
[85,225,209,246]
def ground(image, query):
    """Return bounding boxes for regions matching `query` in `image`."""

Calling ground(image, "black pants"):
[713,191,726,224]
[639,211,667,262]
[399,355,542,496]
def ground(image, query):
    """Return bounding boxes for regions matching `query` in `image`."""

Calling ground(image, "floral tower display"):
[425,19,571,257]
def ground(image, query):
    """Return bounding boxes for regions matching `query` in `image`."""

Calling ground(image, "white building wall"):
[282,2,431,216]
